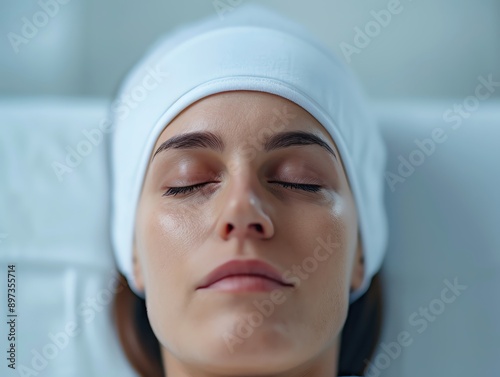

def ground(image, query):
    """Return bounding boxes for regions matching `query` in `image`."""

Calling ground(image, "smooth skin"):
[132,91,365,377]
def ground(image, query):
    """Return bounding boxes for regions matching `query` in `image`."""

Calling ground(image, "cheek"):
[292,191,357,272]
[137,198,204,273]
[286,193,357,338]
[135,202,200,342]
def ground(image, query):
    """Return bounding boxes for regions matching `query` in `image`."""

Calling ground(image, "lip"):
[196,259,295,292]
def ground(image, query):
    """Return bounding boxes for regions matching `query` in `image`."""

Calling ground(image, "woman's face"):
[133,91,364,376]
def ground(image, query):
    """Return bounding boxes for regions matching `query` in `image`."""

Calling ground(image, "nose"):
[216,178,274,241]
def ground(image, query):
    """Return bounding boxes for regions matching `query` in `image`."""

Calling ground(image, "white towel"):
[109,4,388,304]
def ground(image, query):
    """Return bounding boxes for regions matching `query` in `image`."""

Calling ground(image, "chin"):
[189,320,304,366]
[182,345,298,376]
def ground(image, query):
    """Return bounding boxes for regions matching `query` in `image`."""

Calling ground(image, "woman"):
[110,4,388,377]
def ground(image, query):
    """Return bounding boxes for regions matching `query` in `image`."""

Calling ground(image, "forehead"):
[152,91,339,152]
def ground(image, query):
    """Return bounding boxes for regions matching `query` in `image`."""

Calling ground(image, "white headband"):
[110,4,388,304]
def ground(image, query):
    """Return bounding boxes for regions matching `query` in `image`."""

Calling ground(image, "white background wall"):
[1,0,499,99]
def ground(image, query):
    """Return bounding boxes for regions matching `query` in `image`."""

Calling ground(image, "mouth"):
[196,259,295,293]
[197,274,293,293]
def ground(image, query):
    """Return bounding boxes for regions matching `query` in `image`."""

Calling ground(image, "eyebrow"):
[151,130,337,161]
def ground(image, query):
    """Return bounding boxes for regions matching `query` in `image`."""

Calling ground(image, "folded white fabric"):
[110,4,388,304]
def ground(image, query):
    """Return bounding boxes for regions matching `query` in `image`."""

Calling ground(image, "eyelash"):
[163,181,322,197]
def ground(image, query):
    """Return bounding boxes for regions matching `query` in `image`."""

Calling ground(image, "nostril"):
[252,223,263,233]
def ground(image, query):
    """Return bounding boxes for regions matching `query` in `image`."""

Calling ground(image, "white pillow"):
[372,100,500,377]
[0,97,138,377]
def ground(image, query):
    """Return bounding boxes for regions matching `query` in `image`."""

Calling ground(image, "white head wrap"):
[110,4,388,304]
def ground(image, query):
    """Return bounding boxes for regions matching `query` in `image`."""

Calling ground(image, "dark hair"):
[113,272,383,377]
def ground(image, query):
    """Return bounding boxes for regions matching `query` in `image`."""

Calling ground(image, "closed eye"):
[163,181,322,197]
[268,181,322,193]
[163,182,212,197]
